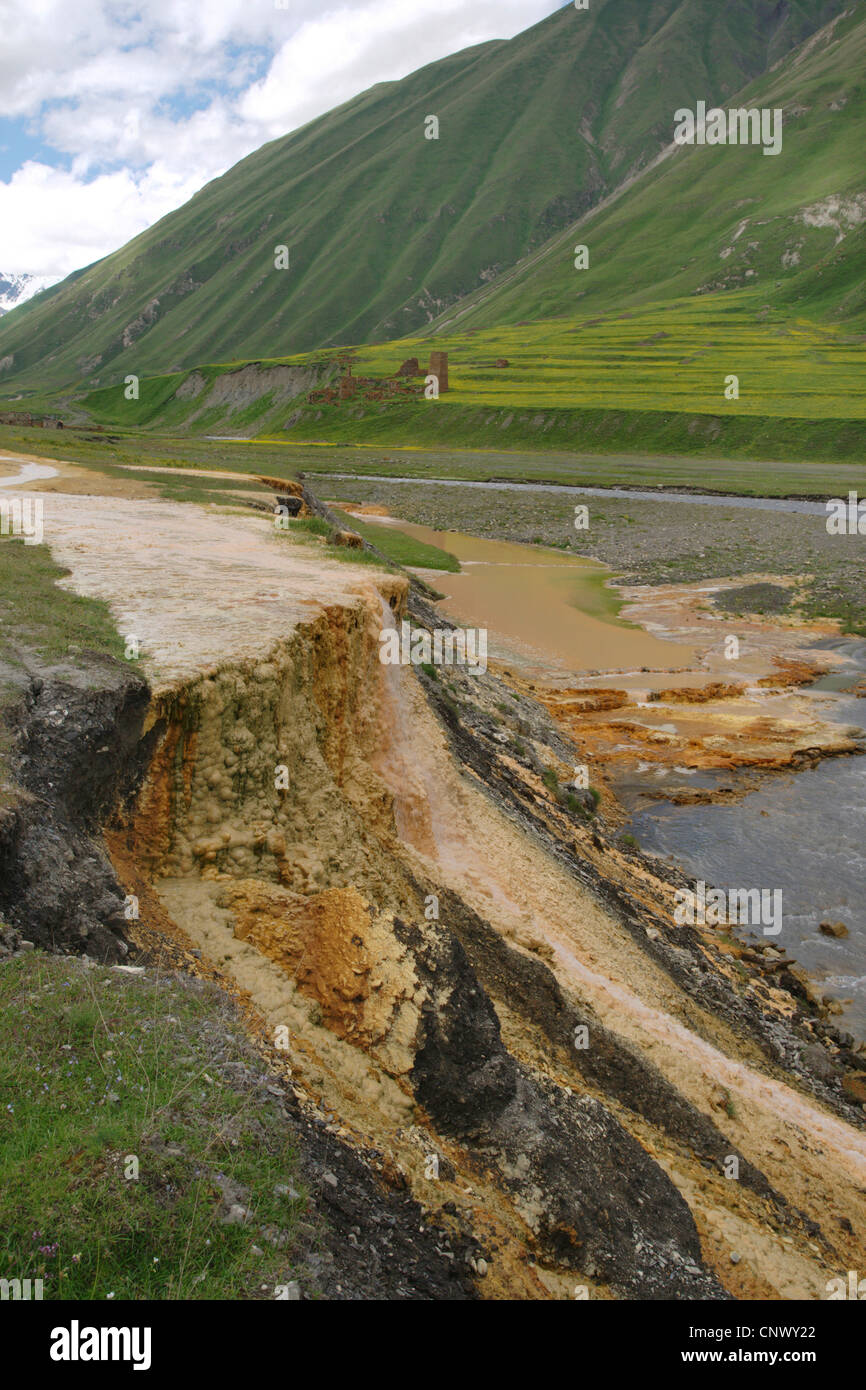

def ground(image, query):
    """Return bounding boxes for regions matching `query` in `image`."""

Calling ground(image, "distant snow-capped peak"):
[0,271,58,315]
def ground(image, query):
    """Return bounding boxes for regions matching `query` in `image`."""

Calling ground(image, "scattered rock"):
[799,1044,838,1083]
[275,1183,302,1200]
[819,920,849,939]
[784,965,825,1009]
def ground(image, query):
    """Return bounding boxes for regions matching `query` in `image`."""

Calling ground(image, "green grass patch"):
[0,953,308,1300]
[329,509,460,572]
[0,536,126,669]
[276,513,389,571]
[291,516,331,538]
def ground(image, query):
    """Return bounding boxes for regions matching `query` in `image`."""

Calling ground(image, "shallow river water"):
[626,643,866,1035]
[372,516,691,674]
[356,500,866,1039]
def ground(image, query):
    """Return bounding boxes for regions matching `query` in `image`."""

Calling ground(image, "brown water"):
[361,515,693,676]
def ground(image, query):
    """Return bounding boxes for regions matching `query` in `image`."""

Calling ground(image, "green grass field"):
[4,419,865,498]
[342,295,866,420]
[68,289,865,466]
[0,952,306,1300]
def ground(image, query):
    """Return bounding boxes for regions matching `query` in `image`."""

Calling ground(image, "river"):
[349,493,866,1040]
[625,641,866,1035]
[309,471,831,516]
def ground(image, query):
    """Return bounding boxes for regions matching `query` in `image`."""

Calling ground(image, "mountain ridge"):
[421,3,866,336]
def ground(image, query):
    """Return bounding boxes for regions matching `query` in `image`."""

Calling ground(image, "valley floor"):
[1,447,864,1300]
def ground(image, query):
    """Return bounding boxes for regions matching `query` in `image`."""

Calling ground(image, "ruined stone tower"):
[428,351,449,392]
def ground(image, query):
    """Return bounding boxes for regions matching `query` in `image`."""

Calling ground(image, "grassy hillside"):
[424,4,866,334]
[0,0,846,396]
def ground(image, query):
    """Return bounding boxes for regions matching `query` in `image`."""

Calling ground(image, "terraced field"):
[337,294,866,419]
[72,291,865,466]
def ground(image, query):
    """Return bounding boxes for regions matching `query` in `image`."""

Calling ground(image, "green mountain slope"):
[425,3,866,335]
[0,0,847,395]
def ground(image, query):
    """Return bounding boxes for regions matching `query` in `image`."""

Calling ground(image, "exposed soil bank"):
[0,659,150,958]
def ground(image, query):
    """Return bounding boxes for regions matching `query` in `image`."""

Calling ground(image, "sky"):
[0,0,557,283]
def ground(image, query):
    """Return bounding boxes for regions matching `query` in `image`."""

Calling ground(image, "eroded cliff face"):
[92,568,734,1299]
[132,588,405,890]
[100,563,865,1302]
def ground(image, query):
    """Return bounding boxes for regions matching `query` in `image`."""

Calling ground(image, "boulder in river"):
[819,920,849,938]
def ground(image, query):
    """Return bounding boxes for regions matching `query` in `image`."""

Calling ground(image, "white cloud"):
[0,0,555,278]
[240,0,535,134]
[0,160,207,278]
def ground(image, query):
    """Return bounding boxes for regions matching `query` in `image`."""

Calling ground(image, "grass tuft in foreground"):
[0,953,308,1300]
